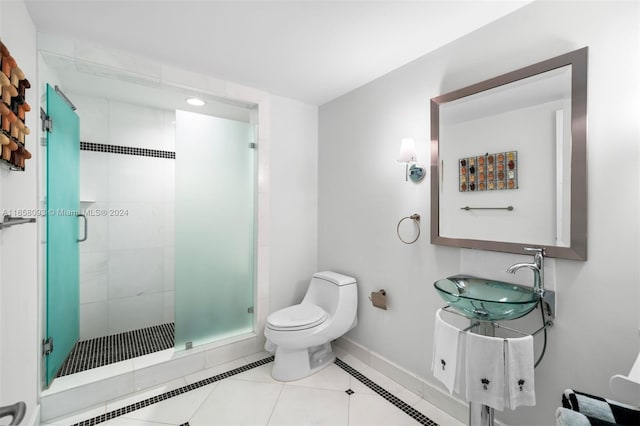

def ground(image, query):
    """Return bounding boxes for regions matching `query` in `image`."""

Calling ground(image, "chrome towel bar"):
[460,206,514,211]
[0,215,35,230]
[441,304,553,338]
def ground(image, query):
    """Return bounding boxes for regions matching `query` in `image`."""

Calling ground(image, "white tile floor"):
[43,349,464,426]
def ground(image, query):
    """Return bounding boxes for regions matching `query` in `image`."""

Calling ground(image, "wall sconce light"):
[397,137,426,182]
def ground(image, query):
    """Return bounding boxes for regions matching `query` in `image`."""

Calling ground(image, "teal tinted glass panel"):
[175,110,255,349]
[45,84,80,385]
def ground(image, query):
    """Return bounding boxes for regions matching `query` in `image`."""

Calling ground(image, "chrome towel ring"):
[397,213,421,244]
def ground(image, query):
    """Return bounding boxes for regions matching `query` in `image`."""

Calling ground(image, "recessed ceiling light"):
[186,97,205,106]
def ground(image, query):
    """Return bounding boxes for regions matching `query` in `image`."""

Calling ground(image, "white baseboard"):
[28,403,40,426]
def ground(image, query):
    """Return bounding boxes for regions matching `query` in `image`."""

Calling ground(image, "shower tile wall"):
[73,92,176,339]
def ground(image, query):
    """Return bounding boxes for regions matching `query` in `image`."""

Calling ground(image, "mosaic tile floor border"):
[335,357,438,426]
[71,356,438,426]
[71,356,275,426]
[57,323,175,377]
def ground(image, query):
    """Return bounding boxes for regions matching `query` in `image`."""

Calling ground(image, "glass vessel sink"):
[434,275,540,321]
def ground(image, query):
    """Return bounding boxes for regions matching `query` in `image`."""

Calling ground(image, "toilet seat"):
[266,304,328,331]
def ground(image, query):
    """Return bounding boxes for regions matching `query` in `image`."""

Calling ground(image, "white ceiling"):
[25,0,533,106]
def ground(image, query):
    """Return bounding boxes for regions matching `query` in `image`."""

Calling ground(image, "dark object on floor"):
[556,389,639,426]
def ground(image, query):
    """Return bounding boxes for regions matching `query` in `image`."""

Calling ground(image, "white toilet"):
[264,271,358,381]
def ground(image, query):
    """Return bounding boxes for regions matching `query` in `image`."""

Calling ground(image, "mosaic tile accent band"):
[80,141,175,159]
[72,356,438,426]
[57,323,175,377]
[335,357,439,426]
[72,356,275,426]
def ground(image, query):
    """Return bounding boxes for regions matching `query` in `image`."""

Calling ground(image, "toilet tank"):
[302,271,356,315]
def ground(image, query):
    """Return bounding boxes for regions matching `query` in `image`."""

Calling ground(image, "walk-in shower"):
[41,49,258,386]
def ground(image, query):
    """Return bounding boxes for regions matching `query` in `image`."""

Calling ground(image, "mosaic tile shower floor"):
[57,323,175,377]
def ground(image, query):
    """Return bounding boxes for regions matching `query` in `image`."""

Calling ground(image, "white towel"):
[465,332,506,411]
[506,335,535,409]
[432,309,461,394]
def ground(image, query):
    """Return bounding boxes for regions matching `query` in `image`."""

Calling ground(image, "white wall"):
[0,5,318,423]
[0,0,39,423]
[318,1,639,425]
[269,95,319,312]
[72,93,176,338]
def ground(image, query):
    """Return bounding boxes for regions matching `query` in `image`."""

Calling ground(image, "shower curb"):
[40,333,265,421]
[71,356,274,426]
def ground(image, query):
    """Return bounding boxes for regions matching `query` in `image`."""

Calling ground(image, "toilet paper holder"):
[369,289,387,310]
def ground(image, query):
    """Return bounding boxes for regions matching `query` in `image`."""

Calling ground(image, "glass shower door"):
[45,84,80,385]
[174,110,255,349]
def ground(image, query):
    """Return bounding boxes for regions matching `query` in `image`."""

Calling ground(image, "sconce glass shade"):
[397,138,425,182]
[398,138,417,163]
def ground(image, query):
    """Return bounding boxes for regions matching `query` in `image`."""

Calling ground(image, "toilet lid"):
[267,304,328,331]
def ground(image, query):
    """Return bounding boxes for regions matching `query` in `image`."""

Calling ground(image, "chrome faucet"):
[506,247,545,297]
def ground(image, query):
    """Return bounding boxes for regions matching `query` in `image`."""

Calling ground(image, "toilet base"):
[271,342,335,382]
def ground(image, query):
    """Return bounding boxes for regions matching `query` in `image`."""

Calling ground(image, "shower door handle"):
[0,401,26,425]
[77,213,87,242]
